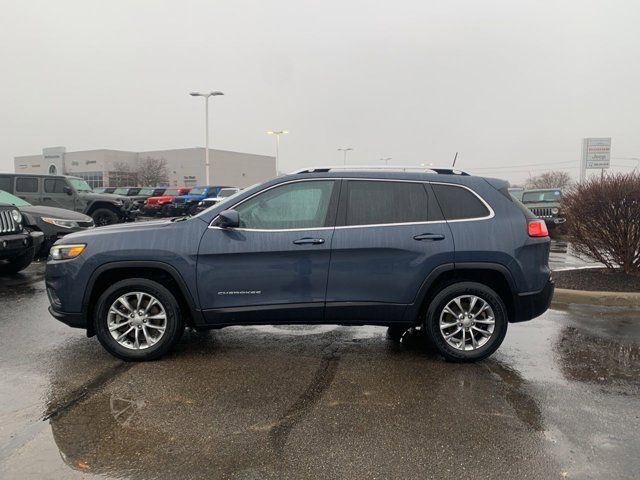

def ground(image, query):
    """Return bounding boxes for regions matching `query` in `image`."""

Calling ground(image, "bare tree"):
[136,157,169,187]
[111,161,138,187]
[525,171,572,190]
[564,172,640,273]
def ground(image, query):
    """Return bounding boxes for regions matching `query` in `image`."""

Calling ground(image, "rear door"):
[197,179,340,324]
[325,179,454,323]
[14,176,41,205]
[43,177,76,211]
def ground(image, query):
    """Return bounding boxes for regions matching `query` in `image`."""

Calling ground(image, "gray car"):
[0,173,137,226]
[0,189,94,256]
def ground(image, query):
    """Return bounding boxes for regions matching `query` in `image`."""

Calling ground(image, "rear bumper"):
[512,278,555,322]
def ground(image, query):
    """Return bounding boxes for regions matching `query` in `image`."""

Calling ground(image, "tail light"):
[528,219,548,237]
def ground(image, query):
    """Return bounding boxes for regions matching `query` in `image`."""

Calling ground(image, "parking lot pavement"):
[549,239,602,271]
[1,264,638,480]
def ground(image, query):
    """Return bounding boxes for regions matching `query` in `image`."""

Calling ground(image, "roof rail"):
[291,165,470,176]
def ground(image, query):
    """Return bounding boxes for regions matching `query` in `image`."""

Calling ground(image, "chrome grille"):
[0,210,19,233]
[530,207,553,218]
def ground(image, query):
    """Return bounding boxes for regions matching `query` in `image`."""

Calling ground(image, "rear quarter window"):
[0,176,12,193]
[16,177,39,193]
[431,184,490,220]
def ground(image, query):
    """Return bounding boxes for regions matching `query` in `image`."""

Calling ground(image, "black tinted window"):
[346,181,429,226]
[431,184,490,220]
[0,176,11,192]
[44,178,67,193]
[16,177,38,193]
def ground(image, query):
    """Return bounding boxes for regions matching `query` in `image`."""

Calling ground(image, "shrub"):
[563,172,640,273]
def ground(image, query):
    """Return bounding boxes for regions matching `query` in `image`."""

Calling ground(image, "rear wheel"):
[94,278,184,361]
[425,282,508,362]
[92,208,119,226]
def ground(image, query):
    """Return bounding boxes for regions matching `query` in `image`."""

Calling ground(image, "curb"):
[552,288,640,307]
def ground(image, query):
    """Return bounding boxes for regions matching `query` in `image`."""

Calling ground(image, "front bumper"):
[48,306,86,329]
[512,278,555,322]
[0,230,44,259]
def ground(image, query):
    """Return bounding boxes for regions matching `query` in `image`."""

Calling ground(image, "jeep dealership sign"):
[582,137,611,169]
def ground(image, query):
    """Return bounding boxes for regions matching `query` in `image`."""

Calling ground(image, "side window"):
[44,178,67,194]
[16,177,39,193]
[234,180,335,230]
[345,181,429,226]
[0,176,12,193]
[431,184,490,220]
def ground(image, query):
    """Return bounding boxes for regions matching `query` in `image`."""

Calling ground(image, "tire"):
[425,282,508,362]
[94,278,184,361]
[161,204,172,217]
[92,208,119,226]
[0,247,35,274]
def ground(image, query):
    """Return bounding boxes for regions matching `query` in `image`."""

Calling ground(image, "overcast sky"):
[1,0,639,183]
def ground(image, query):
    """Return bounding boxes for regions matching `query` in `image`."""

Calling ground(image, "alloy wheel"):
[439,295,495,351]
[107,292,167,350]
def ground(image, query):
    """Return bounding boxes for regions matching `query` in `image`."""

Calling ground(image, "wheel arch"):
[83,261,200,336]
[405,262,516,324]
[86,201,121,217]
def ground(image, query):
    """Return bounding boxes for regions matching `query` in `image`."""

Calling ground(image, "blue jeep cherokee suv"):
[45,167,553,362]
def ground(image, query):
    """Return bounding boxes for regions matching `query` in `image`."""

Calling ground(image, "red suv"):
[142,187,191,216]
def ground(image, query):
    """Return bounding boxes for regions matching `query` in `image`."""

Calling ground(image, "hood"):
[59,218,174,242]
[19,205,92,221]
[174,194,203,201]
[146,195,173,205]
[81,192,130,201]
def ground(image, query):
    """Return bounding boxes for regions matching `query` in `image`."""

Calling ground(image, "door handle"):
[293,238,325,245]
[413,233,445,241]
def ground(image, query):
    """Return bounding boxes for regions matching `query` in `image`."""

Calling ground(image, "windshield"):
[138,188,155,195]
[164,188,180,196]
[189,187,207,195]
[69,178,92,192]
[522,190,562,204]
[0,189,31,206]
[195,184,258,218]
[113,188,129,195]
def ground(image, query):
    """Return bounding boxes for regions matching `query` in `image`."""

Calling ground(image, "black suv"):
[0,203,44,273]
[0,174,137,226]
[46,167,554,362]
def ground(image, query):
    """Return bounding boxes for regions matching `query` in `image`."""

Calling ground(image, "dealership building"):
[13,146,276,188]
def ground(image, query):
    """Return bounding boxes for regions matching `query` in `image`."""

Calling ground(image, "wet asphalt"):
[0,262,639,480]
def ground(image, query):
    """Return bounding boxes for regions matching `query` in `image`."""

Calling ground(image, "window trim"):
[209,177,494,232]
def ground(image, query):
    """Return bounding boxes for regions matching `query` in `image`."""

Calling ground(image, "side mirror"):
[63,186,73,195]
[218,209,239,228]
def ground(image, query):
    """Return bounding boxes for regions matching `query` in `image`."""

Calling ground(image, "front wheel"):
[425,282,508,362]
[94,278,184,361]
[92,208,119,226]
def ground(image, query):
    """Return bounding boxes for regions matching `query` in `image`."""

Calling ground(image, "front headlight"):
[42,217,78,229]
[50,244,86,260]
[11,209,21,223]
[198,201,204,206]
[551,208,559,215]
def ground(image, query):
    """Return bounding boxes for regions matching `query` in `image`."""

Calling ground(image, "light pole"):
[267,130,288,175]
[190,91,224,185]
[380,157,392,165]
[337,147,353,165]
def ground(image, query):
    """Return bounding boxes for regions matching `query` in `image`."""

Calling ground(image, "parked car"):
[0,174,137,226]
[194,187,242,214]
[508,187,524,201]
[112,187,142,197]
[46,166,553,362]
[141,187,191,216]
[93,187,116,194]
[168,185,231,216]
[521,188,565,229]
[0,189,94,256]
[0,202,44,274]
[127,187,166,211]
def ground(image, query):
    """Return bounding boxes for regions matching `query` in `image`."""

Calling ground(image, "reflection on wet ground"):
[1,264,639,479]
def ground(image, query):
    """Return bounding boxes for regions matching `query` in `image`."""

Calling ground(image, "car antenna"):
[452,151,458,167]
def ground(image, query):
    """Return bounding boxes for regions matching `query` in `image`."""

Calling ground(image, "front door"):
[42,178,76,211]
[197,179,340,325]
[325,179,455,323]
